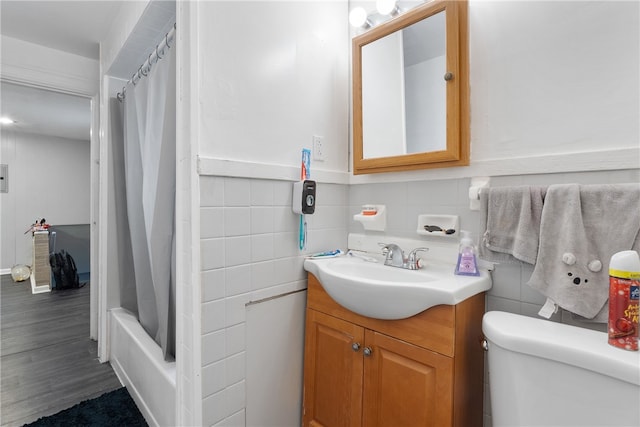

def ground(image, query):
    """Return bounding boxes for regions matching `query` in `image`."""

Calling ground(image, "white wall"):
[0,35,99,96]
[193,3,349,423]
[0,131,90,269]
[351,0,640,184]
[470,1,639,163]
[196,1,349,174]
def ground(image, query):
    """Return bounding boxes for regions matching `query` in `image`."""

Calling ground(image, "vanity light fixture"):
[0,117,16,125]
[350,1,403,30]
[376,0,400,16]
[349,7,372,29]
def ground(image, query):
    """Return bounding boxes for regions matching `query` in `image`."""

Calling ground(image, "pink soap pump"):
[455,230,480,276]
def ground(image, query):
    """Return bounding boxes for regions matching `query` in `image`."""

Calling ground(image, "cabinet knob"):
[363,347,373,357]
[352,342,361,352]
[444,72,454,81]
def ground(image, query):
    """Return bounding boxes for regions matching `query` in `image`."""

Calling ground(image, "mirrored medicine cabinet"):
[352,0,469,174]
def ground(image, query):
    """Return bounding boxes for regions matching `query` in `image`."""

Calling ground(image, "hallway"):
[0,274,121,426]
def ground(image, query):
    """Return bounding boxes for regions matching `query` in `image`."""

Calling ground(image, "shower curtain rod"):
[116,23,176,102]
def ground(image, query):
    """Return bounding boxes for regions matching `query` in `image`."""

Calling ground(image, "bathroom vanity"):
[302,273,485,427]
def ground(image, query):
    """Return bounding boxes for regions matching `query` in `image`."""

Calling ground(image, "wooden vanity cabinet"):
[303,310,364,427]
[302,273,485,427]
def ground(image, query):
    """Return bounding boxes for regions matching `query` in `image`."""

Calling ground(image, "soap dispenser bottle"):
[455,230,480,276]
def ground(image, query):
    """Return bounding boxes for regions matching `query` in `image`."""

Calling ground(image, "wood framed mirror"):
[352,0,468,174]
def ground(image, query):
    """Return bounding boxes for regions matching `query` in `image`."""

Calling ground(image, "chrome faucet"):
[380,243,405,268]
[380,244,429,270]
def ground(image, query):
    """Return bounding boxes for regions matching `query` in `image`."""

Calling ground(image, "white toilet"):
[483,311,640,427]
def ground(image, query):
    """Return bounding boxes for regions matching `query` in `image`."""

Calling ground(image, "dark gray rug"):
[23,388,147,427]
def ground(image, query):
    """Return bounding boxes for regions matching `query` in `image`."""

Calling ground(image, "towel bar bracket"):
[469,177,490,211]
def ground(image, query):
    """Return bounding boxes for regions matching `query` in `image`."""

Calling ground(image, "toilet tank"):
[483,311,640,427]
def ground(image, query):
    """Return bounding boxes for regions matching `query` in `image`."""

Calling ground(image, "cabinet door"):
[363,330,454,427]
[303,309,364,427]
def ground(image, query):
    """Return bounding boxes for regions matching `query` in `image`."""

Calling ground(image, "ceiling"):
[0,1,124,141]
[1,81,91,141]
[0,1,122,60]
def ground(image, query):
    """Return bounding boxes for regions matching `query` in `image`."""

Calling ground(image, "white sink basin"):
[304,255,491,320]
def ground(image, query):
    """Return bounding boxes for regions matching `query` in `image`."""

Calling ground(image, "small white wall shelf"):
[353,205,386,231]
[417,214,459,238]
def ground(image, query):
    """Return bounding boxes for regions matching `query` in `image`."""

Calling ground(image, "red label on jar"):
[608,276,639,351]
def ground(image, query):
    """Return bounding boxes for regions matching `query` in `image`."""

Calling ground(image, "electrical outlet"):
[312,135,325,161]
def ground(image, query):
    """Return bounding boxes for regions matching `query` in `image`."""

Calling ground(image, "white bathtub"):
[109,308,176,427]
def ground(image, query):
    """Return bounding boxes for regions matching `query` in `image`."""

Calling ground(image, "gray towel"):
[479,186,546,264]
[528,183,640,319]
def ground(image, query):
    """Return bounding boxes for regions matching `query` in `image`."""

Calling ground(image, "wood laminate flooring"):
[1,274,122,426]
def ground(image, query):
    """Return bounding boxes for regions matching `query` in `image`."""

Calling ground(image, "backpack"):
[49,249,81,289]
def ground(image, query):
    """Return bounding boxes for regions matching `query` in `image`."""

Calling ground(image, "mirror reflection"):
[362,10,446,159]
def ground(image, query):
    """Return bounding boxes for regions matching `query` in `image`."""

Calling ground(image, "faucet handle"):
[408,247,429,256]
[378,242,396,255]
[408,247,429,269]
[378,243,389,257]
[378,243,404,254]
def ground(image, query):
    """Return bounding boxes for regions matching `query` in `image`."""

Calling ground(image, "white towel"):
[528,183,640,319]
[479,186,546,264]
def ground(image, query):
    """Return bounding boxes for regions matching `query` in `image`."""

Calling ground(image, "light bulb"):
[376,0,397,15]
[349,7,369,28]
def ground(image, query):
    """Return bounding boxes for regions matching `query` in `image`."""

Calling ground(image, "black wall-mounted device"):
[292,180,316,214]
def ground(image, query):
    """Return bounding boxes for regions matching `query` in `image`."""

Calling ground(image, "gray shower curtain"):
[110,47,176,360]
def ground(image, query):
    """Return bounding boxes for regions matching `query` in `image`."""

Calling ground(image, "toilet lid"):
[483,311,640,386]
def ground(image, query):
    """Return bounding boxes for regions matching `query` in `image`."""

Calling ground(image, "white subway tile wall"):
[349,169,639,427]
[200,169,639,427]
[199,176,348,426]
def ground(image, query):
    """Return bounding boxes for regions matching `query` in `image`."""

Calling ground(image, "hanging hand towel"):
[479,186,546,264]
[528,183,640,319]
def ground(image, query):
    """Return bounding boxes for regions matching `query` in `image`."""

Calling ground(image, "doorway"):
[0,81,114,424]
[0,82,92,274]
